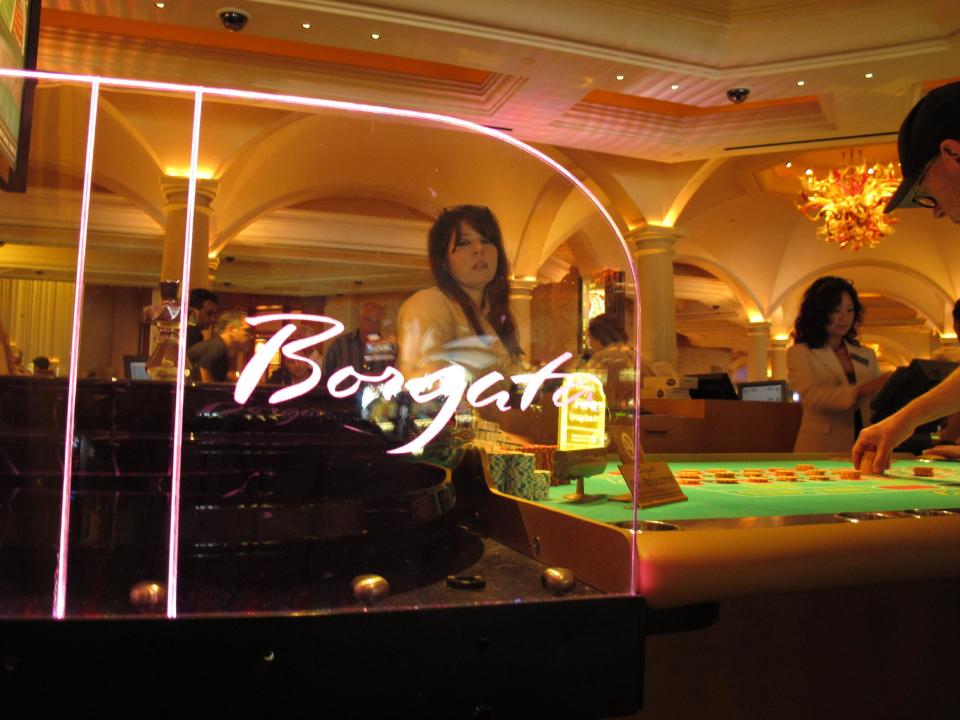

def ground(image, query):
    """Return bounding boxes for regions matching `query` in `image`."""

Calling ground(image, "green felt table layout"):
[539,456,960,524]
[475,452,960,608]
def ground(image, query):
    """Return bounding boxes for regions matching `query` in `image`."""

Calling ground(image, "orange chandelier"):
[797,162,900,251]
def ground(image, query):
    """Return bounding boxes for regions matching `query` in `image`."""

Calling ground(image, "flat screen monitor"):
[123,355,150,381]
[689,372,738,400]
[0,0,41,192]
[870,359,958,430]
[738,380,787,402]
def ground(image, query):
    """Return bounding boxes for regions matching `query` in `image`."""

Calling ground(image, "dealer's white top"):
[787,340,880,453]
[397,286,514,379]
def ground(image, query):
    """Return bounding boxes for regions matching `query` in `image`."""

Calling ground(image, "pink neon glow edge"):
[53,80,100,619]
[0,67,645,608]
[165,90,205,619]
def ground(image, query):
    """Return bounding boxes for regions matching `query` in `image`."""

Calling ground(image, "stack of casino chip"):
[487,452,513,493]
[520,444,559,485]
[508,452,536,498]
[515,466,551,501]
[711,470,738,484]
[675,469,702,485]
[531,470,551,499]
[488,451,543,499]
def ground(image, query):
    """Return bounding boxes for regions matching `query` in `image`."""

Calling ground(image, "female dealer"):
[397,205,522,379]
[787,276,890,452]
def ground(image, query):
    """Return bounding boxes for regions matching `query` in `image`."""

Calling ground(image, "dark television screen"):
[870,359,959,430]
[0,0,41,192]
[689,372,738,400]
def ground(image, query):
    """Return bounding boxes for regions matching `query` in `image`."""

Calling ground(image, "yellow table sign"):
[618,461,687,509]
[557,372,606,451]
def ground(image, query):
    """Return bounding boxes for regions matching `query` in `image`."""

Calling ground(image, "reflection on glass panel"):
[3,76,639,620]
[0,80,88,616]
[169,93,636,614]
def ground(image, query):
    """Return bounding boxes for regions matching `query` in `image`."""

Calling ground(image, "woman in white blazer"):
[787,277,891,453]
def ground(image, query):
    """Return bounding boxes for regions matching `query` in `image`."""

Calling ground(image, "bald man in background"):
[322,303,386,377]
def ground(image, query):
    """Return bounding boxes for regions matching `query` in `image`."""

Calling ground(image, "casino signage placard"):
[556,372,606,451]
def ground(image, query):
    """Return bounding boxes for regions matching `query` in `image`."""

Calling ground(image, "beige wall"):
[78,285,149,379]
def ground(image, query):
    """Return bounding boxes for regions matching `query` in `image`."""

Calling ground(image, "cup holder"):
[612,520,681,532]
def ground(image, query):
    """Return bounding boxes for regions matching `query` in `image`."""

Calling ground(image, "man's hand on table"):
[923,445,960,460]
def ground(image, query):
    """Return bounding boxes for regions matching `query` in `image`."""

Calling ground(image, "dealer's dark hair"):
[427,205,521,357]
[588,314,628,347]
[793,276,864,348]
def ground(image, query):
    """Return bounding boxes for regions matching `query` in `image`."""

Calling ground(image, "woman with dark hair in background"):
[398,205,522,378]
[584,313,636,409]
[787,276,890,452]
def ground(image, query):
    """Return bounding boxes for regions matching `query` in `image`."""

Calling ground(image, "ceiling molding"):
[582,90,821,117]
[554,95,831,157]
[41,9,490,84]
[262,1,953,79]
[40,25,527,119]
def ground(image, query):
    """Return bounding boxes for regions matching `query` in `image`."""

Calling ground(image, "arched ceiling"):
[4,0,959,364]
[37,1,960,161]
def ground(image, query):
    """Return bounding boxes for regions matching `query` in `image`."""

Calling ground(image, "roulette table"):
[477,453,960,608]
[545,455,960,524]
[484,453,960,718]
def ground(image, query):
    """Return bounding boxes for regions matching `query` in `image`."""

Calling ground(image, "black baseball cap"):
[885,81,960,213]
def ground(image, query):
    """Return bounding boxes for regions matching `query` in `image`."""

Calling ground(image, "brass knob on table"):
[352,574,390,605]
[129,581,166,611]
[540,567,575,595]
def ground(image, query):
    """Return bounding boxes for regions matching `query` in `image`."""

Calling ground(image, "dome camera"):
[218,8,250,32]
[726,87,750,104]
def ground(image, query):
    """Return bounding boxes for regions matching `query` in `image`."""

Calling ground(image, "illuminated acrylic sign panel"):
[557,372,607,451]
[0,68,640,619]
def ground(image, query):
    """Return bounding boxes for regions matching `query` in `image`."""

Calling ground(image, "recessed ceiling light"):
[865,72,874,79]
[371,32,381,40]
[796,80,805,87]
[804,168,813,176]
[155,1,165,7]
[785,161,793,168]
[670,84,680,90]
[301,22,311,29]
[616,74,625,81]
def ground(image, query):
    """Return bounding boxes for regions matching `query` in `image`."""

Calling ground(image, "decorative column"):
[746,321,771,381]
[159,176,219,291]
[770,337,789,380]
[509,277,538,358]
[628,227,680,371]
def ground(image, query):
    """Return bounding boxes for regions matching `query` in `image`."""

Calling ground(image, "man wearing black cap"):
[853,81,960,473]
